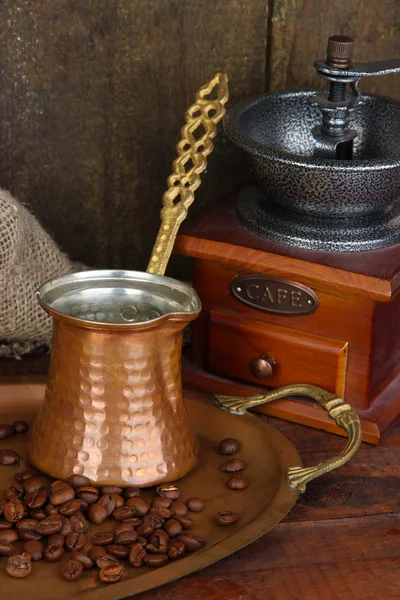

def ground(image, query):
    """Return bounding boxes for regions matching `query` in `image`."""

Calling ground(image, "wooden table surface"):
[138,413,400,600]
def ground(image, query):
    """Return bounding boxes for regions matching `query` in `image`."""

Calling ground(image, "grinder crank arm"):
[213,384,362,493]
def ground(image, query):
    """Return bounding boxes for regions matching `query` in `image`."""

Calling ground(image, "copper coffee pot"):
[27,72,229,487]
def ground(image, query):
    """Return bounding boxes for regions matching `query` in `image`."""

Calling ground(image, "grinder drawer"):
[208,310,348,396]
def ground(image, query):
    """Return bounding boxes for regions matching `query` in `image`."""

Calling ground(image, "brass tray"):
[0,386,359,599]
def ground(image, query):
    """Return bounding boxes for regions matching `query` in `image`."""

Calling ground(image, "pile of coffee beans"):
[0,420,28,466]
[0,434,247,585]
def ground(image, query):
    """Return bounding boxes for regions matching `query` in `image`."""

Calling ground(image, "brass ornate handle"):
[214,384,362,493]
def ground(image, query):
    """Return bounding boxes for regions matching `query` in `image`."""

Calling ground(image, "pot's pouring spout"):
[147,71,229,276]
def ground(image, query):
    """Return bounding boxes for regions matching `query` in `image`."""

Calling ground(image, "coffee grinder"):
[174,35,400,444]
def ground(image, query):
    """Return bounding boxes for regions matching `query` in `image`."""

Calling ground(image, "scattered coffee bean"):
[215,510,239,525]
[136,521,155,538]
[4,499,26,522]
[24,540,44,560]
[67,474,90,490]
[152,496,172,508]
[0,528,19,543]
[0,520,12,531]
[23,477,45,494]
[87,545,105,562]
[112,506,135,521]
[30,509,47,521]
[143,513,164,530]
[147,529,169,553]
[12,420,29,434]
[144,553,168,567]
[6,553,32,578]
[150,506,174,520]
[168,540,185,560]
[177,534,205,552]
[174,515,194,530]
[44,543,64,562]
[226,474,250,490]
[48,533,65,547]
[0,449,20,465]
[0,541,14,556]
[96,552,120,569]
[14,471,32,483]
[113,522,134,536]
[170,500,188,516]
[70,551,94,570]
[219,438,240,455]
[98,494,117,517]
[25,488,48,510]
[129,543,147,567]
[221,458,245,472]
[16,519,41,541]
[106,544,129,559]
[93,531,115,546]
[125,497,149,517]
[50,485,75,506]
[185,497,204,512]
[59,499,82,517]
[100,485,123,495]
[65,532,86,551]
[88,502,108,525]
[122,517,142,527]
[114,530,137,545]
[70,513,89,533]
[4,483,24,500]
[164,519,183,538]
[36,514,63,535]
[123,486,140,499]
[0,424,14,439]
[76,486,99,504]
[156,483,180,499]
[45,503,59,516]
[99,563,125,584]
[109,494,124,509]
[60,558,83,581]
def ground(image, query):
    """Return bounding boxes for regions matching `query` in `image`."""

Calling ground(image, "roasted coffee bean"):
[70,551,94,570]
[96,552,120,569]
[122,517,142,527]
[44,543,65,562]
[6,553,32,578]
[221,458,245,472]
[0,449,20,465]
[59,499,82,517]
[112,506,136,521]
[99,563,124,584]
[106,544,129,559]
[14,471,32,483]
[98,494,116,516]
[0,520,12,531]
[87,503,107,525]
[136,536,148,547]
[0,424,14,439]
[50,485,75,506]
[36,514,63,535]
[67,474,90,490]
[50,480,68,491]
[129,543,147,567]
[170,500,188,516]
[70,513,89,533]
[109,493,124,508]
[4,483,24,500]
[125,497,149,517]
[60,517,74,536]
[0,541,14,556]
[123,486,140,499]
[164,519,182,538]
[219,438,240,455]
[215,510,239,525]
[4,499,26,522]
[23,477,45,494]
[168,540,185,560]
[65,532,86,551]
[150,506,174,519]
[114,530,137,546]
[76,486,99,504]
[60,559,83,581]
[45,503,59,516]
[48,533,65,547]
[30,509,46,521]
[147,529,169,553]
[113,522,135,536]
[156,483,180,499]
[177,534,205,552]
[144,553,168,567]
[92,532,115,546]
[87,545,105,562]
[143,514,164,530]
[174,515,194,530]
[12,420,29,434]
[226,474,250,490]
[185,497,204,512]
[100,485,123,495]
[135,522,155,538]
[17,519,41,541]
[0,498,5,516]
[25,489,48,510]
[24,540,44,561]
[0,528,19,543]
[152,496,172,508]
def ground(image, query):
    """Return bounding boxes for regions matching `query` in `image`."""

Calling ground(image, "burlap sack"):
[0,189,78,358]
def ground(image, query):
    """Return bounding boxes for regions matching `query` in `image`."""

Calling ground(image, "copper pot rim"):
[36,269,201,332]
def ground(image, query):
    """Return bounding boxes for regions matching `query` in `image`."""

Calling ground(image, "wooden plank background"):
[0,0,399,274]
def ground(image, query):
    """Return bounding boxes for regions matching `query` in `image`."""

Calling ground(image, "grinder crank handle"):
[213,384,362,493]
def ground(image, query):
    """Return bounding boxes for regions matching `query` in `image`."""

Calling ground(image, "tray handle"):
[213,384,362,493]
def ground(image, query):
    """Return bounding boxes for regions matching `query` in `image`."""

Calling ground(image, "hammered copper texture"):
[27,318,200,487]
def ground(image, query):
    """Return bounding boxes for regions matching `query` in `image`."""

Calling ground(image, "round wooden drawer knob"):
[250,356,276,379]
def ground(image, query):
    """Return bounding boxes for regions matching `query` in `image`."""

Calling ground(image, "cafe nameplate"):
[230,275,319,316]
